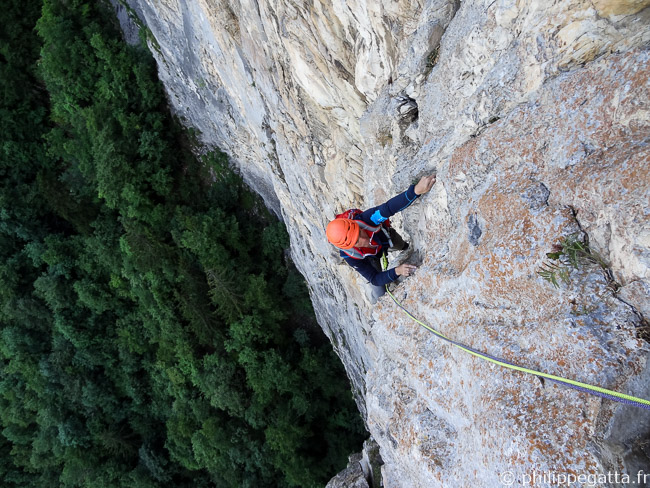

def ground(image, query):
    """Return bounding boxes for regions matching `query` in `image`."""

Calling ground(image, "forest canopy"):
[0,0,366,486]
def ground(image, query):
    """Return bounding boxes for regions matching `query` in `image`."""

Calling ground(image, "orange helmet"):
[326,219,359,249]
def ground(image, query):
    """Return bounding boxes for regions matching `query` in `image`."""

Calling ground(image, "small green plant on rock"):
[538,233,619,291]
[537,260,570,288]
[424,46,440,77]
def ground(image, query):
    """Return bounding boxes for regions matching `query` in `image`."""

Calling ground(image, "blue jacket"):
[340,185,419,286]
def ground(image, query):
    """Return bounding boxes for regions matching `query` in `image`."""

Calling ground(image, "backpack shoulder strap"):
[335,208,362,220]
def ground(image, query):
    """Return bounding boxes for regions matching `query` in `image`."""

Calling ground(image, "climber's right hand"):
[395,264,417,277]
[414,174,436,195]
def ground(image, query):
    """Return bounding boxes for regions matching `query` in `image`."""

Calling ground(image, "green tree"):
[0,0,366,486]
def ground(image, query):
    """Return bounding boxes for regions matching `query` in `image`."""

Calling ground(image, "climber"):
[326,174,436,303]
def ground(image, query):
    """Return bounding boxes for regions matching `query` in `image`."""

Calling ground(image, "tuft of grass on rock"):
[538,233,619,291]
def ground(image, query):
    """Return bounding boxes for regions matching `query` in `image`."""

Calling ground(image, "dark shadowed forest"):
[0,0,366,486]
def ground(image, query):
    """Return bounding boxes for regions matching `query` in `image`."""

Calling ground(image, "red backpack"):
[333,209,393,260]
[335,208,391,228]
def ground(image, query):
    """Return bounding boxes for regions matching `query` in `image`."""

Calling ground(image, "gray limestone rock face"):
[119,0,650,485]
[325,453,369,488]
[326,438,384,488]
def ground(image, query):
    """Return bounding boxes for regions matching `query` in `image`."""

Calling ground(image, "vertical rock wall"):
[124,0,650,485]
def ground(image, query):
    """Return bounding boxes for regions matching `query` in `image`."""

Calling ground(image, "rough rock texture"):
[326,438,383,488]
[325,453,369,488]
[122,0,650,485]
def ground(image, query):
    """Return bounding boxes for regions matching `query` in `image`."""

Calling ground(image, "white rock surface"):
[123,0,650,485]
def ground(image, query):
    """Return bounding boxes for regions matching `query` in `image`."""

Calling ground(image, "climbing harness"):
[380,254,650,411]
